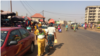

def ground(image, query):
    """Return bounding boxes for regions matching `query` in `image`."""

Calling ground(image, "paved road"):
[24,26,100,56]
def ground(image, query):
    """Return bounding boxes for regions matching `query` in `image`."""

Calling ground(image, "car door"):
[18,29,31,54]
[5,29,23,56]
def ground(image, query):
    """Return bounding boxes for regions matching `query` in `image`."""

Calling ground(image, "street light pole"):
[43,10,44,16]
[10,0,12,12]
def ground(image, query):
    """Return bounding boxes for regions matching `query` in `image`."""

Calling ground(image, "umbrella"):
[22,16,31,21]
[22,16,28,20]
[12,16,24,21]
[48,19,55,24]
[39,19,43,22]
[27,17,31,21]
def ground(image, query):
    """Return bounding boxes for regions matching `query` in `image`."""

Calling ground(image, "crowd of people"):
[83,23,100,30]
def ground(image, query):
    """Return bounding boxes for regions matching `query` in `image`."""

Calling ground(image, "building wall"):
[85,6,100,24]
[31,18,41,22]
[59,20,64,24]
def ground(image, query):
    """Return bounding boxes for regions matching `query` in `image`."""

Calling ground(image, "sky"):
[1,1,100,23]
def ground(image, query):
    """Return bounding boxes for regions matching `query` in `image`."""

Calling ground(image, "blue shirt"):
[66,25,68,28]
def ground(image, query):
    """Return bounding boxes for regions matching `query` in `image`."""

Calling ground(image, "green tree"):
[48,18,51,21]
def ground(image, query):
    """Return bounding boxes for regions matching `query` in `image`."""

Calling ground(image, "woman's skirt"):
[47,34,54,47]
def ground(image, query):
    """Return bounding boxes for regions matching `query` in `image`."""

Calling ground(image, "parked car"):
[1,27,35,56]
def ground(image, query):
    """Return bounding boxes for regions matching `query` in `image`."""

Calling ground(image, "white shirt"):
[47,27,55,35]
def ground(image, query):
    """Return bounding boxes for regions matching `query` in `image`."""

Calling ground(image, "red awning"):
[48,19,55,24]
[39,19,43,22]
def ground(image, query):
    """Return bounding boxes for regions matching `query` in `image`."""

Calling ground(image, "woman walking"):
[46,23,57,55]
[36,27,47,56]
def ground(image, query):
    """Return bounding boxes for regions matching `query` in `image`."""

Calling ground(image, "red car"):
[1,27,35,56]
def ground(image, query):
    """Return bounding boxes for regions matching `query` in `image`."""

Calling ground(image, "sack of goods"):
[59,29,62,32]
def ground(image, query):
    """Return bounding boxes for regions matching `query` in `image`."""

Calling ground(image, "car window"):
[19,29,29,38]
[25,30,30,36]
[8,30,21,43]
[1,31,8,47]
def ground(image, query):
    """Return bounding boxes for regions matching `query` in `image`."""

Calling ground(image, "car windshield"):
[0,31,8,47]
[41,26,48,29]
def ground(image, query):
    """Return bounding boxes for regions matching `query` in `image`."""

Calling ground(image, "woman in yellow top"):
[34,23,38,35]
[34,23,42,34]
[38,22,42,27]
[36,27,47,56]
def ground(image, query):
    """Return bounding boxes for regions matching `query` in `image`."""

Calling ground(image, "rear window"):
[0,31,8,47]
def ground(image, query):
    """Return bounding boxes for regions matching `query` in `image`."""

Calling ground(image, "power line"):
[44,11,85,17]
[23,1,36,13]
[26,1,38,13]
[20,1,32,15]
[44,10,84,15]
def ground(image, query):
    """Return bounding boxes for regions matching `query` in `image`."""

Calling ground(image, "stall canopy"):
[12,16,24,21]
[0,11,16,16]
[48,19,55,24]
[22,16,31,21]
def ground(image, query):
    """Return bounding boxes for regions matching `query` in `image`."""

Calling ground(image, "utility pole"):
[75,19,76,23]
[42,10,44,16]
[10,0,12,12]
[26,13,28,17]
[42,10,45,22]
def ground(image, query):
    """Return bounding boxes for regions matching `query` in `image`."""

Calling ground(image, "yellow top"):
[34,26,37,30]
[38,23,41,27]
[35,29,46,35]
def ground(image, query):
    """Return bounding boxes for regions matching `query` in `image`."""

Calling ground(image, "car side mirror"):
[8,41,18,46]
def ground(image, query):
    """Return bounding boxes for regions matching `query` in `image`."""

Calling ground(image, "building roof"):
[86,6,100,8]
[31,13,45,18]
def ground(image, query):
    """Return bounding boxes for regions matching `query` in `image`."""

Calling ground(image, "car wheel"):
[28,43,35,53]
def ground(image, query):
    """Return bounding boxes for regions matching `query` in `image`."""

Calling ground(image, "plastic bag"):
[54,39,58,43]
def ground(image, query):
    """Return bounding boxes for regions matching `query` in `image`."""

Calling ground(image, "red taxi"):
[1,27,35,56]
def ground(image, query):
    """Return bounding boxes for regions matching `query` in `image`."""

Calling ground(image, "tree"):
[68,21,72,22]
[97,21,100,24]
[48,18,51,21]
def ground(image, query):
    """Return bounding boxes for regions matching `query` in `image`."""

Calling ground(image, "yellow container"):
[54,39,58,43]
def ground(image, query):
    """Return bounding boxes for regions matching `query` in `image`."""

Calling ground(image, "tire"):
[28,43,35,54]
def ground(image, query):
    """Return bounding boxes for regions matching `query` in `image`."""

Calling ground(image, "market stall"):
[1,11,16,27]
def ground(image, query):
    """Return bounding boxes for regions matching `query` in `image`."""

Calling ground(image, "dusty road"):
[24,26,100,56]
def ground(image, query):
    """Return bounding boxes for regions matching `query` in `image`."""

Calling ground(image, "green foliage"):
[48,18,51,21]
[97,21,100,24]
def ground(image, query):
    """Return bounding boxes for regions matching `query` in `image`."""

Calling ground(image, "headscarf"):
[49,23,53,26]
